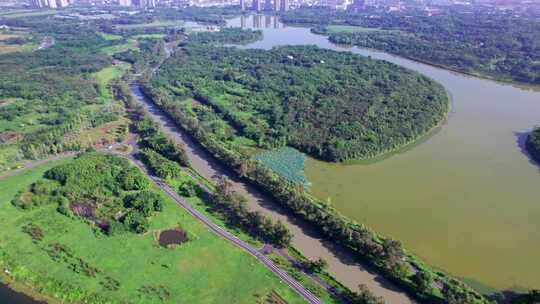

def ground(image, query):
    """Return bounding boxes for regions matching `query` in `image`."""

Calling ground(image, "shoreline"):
[0,273,56,304]
[300,24,540,92]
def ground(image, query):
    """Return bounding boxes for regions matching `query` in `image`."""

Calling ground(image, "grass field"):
[99,32,123,41]
[132,33,167,39]
[0,158,304,304]
[100,39,138,55]
[115,20,183,30]
[0,30,35,54]
[0,10,57,19]
[93,63,131,101]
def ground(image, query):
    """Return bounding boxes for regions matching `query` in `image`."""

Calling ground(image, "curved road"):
[126,155,322,304]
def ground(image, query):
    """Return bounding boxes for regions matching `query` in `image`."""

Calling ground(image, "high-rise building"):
[30,0,43,8]
[240,0,246,10]
[31,0,70,9]
[273,0,280,11]
[137,0,156,9]
[119,0,132,6]
[280,0,288,11]
[56,0,69,7]
[252,0,262,11]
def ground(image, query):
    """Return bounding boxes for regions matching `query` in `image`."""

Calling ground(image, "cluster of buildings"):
[118,0,156,7]
[30,0,70,8]
[240,0,289,11]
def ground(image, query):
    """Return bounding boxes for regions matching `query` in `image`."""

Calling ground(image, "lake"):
[229,14,540,293]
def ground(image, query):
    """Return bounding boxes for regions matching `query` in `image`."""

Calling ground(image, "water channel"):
[228,15,540,293]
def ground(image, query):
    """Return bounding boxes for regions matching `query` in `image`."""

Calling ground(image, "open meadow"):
[0,155,304,304]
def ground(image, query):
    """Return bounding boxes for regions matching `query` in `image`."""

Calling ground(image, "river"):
[0,282,44,304]
[228,15,540,293]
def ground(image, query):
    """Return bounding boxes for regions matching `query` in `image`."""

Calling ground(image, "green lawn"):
[99,32,123,41]
[0,10,57,19]
[100,39,138,55]
[92,64,131,101]
[133,33,167,40]
[0,158,305,304]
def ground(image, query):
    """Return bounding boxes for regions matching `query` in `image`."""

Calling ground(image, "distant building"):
[273,0,280,10]
[31,0,71,8]
[119,0,132,6]
[280,0,288,10]
[252,0,262,11]
[348,0,366,11]
[240,0,246,10]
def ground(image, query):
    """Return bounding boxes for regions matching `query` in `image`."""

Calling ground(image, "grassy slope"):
[93,63,130,101]
[0,159,304,304]
[100,39,138,56]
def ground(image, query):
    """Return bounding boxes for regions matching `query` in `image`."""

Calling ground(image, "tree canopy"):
[151,43,448,161]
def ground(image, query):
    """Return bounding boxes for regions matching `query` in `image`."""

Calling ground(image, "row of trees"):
[140,81,490,304]
[113,77,294,248]
[151,43,448,161]
[215,176,292,248]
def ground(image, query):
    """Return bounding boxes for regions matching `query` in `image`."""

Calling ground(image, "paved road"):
[0,152,76,181]
[125,155,323,304]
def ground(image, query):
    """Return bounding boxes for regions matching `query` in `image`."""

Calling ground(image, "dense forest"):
[151,43,448,161]
[13,153,163,234]
[282,8,540,85]
[526,127,540,163]
[0,16,135,171]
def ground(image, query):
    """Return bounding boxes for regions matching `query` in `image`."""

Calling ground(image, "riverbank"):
[131,83,419,303]
[304,27,540,92]
[0,274,53,304]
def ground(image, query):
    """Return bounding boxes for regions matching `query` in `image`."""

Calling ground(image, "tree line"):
[282,7,540,85]
[114,77,293,249]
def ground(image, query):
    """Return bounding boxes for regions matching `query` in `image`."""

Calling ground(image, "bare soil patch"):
[0,131,19,144]
[69,201,109,230]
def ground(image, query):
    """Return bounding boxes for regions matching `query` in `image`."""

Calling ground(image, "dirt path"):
[0,152,77,181]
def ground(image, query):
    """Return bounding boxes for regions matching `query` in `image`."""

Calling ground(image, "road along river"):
[131,83,416,303]
[229,15,540,293]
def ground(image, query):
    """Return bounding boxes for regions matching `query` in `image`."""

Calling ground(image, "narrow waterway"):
[228,15,540,292]
[0,282,44,304]
[131,84,416,303]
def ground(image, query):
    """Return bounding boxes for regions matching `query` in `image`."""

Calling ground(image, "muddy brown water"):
[159,229,188,247]
[131,84,416,303]
[226,15,540,293]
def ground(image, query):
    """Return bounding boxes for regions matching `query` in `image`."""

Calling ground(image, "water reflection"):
[239,15,285,29]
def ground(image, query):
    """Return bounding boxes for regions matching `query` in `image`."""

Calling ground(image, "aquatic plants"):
[253,147,309,187]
